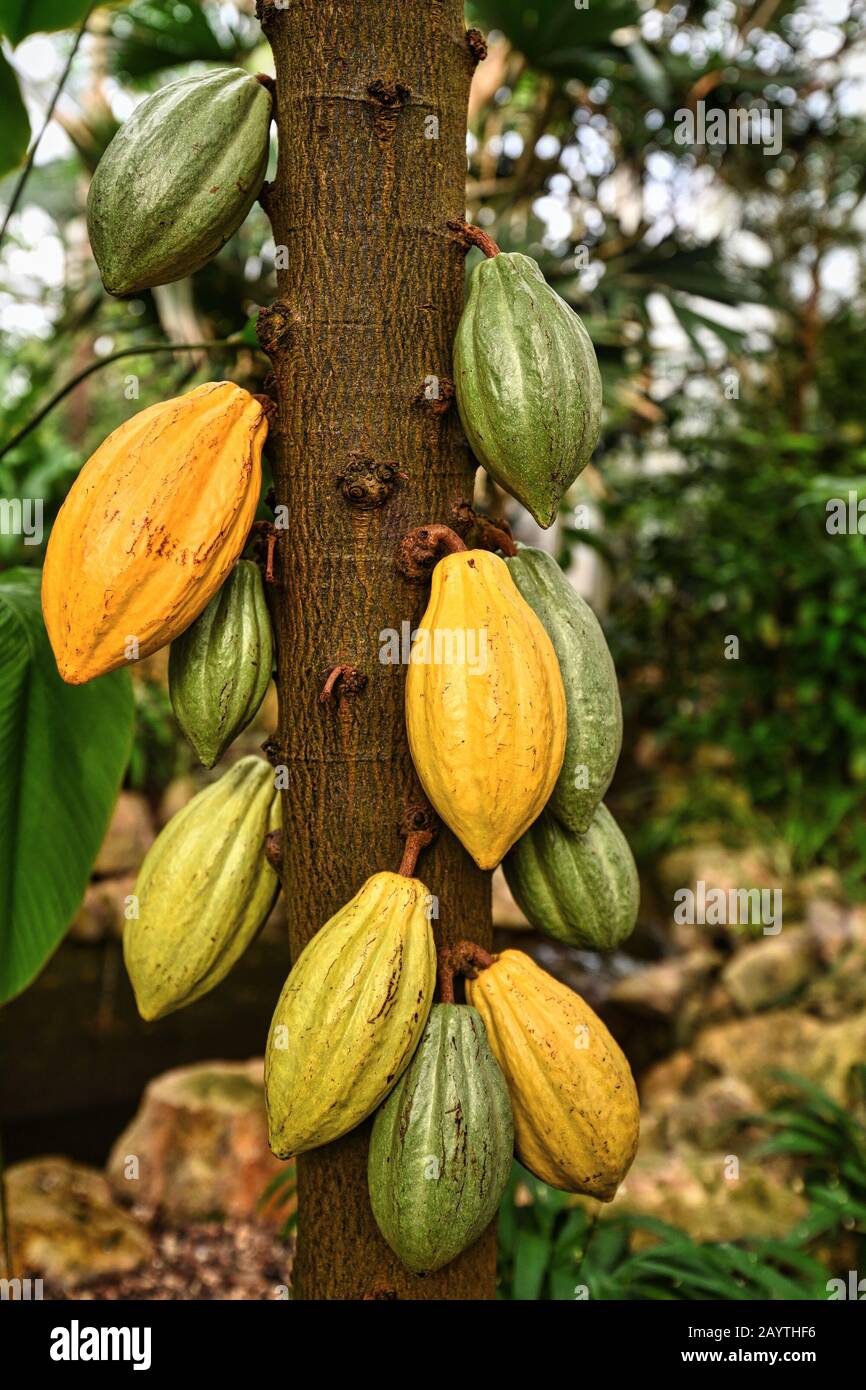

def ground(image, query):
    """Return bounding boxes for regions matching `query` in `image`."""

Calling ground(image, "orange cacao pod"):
[42,382,267,684]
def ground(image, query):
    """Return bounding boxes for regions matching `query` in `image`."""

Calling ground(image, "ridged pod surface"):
[504,804,639,951]
[367,1004,514,1274]
[465,949,639,1198]
[87,69,272,296]
[42,382,267,684]
[169,559,273,767]
[123,756,280,1021]
[453,253,602,528]
[265,872,436,1158]
[405,550,566,869]
[507,546,622,832]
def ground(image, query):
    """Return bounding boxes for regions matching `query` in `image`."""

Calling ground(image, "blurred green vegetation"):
[252,1071,866,1298]
[590,392,866,891]
[498,1071,866,1300]
[1,0,864,879]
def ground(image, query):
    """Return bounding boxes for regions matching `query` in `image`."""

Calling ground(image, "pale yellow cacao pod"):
[124,756,280,1020]
[265,871,436,1158]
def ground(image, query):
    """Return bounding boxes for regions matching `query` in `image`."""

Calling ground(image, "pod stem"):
[447,218,501,259]
[320,663,367,701]
[437,947,456,1004]
[252,520,278,584]
[397,523,467,581]
[398,828,433,878]
[438,939,494,1000]
[451,500,517,558]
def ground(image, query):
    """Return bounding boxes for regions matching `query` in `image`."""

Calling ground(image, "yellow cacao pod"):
[265,872,436,1158]
[405,549,566,869]
[465,949,639,1198]
[124,756,281,1021]
[42,382,267,684]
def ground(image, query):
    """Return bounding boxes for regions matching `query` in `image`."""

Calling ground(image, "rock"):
[812,1013,866,1102]
[664,839,783,906]
[640,1050,695,1109]
[659,840,790,948]
[676,980,736,1039]
[607,1146,807,1243]
[492,867,530,929]
[93,792,154,876]
[107,1059,290,1224]
[846,906,866,948]
[1,1157,152,1287]
[805,945,866,1019]
[808,900,866,964]
[721,929,814,1013]
[663,1076,761,1149]
[608,949,719,1016]
[797,866,845,904]
[692,1008,866,1105]
[69,874,137,942]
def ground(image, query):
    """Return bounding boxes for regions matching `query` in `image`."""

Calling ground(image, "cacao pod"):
[42,382,267,685]
[465,949,639,1198]
[453,252,602,528]
[507,545,621,832]
[265,872,436,1158]
[504,804,639,951]
[169,559,273,767]
[368,1003,514,1274]
[124,756,280,1021]
[87,69,272,296]
[405,548,566,869]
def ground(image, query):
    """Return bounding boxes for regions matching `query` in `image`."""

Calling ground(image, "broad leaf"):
[108,0,252,78]
[0,568,133,1001]
[468,0,640,74]
[0,50,30,176]
[0,0,93,44]
[512,1229,553,1301]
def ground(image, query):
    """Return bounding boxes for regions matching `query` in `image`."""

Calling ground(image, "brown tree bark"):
[256,0,495,1299]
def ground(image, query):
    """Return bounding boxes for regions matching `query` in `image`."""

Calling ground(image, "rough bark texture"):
[257,0,495,1299]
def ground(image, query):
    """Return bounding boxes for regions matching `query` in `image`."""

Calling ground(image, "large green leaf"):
[108,0,252,78]
[0,50,30,177]
[512,1229,552,1300]
[606,243,769,306]
[0,0,93,44]
[0,568,134,1002]
[468,0,640,74]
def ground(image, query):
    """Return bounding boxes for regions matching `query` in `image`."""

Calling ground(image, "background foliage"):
[3,0,863,884]
[0,0,864,1296]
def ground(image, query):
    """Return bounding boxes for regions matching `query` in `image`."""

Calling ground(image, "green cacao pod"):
[453,252,602,528]
[87,69,271,296]
[169,559,273,768]
[367,1004,514,1274]
[124,756,280,1020]
[265,872,436,1158]
[507,545,621,832]
[504,804,639,951]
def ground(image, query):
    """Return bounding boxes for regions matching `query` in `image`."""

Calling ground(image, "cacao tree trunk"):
[256,0,495,1300]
